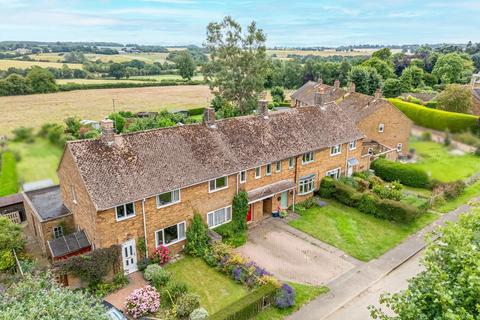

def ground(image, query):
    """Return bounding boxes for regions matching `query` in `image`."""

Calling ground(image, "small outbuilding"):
[0,193,26,224]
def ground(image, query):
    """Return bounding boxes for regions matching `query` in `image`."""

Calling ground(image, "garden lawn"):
[164,256,249,314]
[0,151,18,196]
[410,140,480,182]
[8,138,63,184]
[289,200,439,261]
[254,283,328,320]
[434,180,480,213]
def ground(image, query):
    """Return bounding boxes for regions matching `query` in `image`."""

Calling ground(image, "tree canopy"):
[175,51,196,80]
[436,84,472,114]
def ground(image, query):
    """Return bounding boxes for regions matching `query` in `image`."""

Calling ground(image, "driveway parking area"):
[236,218,360,285]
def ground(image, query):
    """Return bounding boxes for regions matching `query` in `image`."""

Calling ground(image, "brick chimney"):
[318,78,323,85]
[375,89,382,99]
[315,87,326,107]
[349,82,356,93]
[258,100,269,119]
[203,108,216,128]
[334,79,340,89]
[100,119,115,146]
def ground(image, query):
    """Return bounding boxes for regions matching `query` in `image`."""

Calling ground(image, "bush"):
[187,107,205,116]
[185,213,210,257]
[176,293,201,318]
[319,177,336,197]
[125,285,160,319]
[433,180,466,200]
[160,280,188,306]
[144,264,171,288]
[137,257,151,272]
[0,152,18,196]
[189,307,209,320]
[274,283,296,309]
[12,127,34,143]
[358,194,379,216]
[332,182,363,207]
[375,198,420,222]
[476,146,480,157]
[421,131,432,141]
[232,191,249,232]
[372,181,403,201]
[388,98,479,133]
[371,158,430,188]
[270,86,285,103]
[208,284,277,320]
[151,245,170,265]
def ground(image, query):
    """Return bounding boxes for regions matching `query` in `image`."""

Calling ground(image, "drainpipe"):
[141,198,148,258]
[345,142,350,177]
[236,173,239,194]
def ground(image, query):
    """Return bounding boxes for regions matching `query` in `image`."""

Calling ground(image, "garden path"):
[104,271,147,311]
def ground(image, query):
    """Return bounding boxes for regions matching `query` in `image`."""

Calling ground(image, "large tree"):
[370,209,480,320]
[26,67,58,93]
[436,84,472,114]
[432,53,474,84]
[175,51,196,80]
[363,57,395,80]
[348,66,382,95]
[203,16,269,114]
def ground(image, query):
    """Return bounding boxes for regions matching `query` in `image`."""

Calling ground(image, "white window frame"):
[53,226,63,239]
[330,145,341,156]
[288,157,295,169]
[265,163,272,176]
[349,140,357,150]
[239,170,247,184]
[326,167,341,179]
[115,202,136,222]
[302,152,314,164]
[156,189,181,208]
[397,143,403,152]
[275,161,281,172]
[207,206,232,229]
[255,167,261,179]
[378,123,385,133]
[298,174,315,195]
[71,185,77,205]
[208,176,228,193]
[155,221,186,247]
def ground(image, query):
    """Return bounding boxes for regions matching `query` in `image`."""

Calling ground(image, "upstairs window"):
[330,145,341,156]
[155,221,186,247]
[265,163,272,176]
[378,123,385,133]
[157,189,180,208]
[116,202,135,221]
[209,176,228,192]
[275,161,281,172]
[349,140,357,150]
[53,226,63,239]
[299,175,315,195]
[302,152,314,164]
[239,170,247,183]
[255,167,261,179]
[288,157,295,169]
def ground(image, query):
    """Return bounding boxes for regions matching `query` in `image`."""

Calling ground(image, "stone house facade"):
[53,99,382,275]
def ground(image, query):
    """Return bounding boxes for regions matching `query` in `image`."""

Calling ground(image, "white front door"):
[347,164,353,177]
[122,239,138,274]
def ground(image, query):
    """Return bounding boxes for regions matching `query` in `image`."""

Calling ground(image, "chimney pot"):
[258,100,269,118]
[334,79,340,89]
[203,108,216,127]
[375,89,382,99]
[100,119,115,146]
[349,82,356,93]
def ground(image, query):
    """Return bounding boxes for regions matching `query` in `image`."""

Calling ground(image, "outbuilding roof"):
[66,104,364,211]
[0,193,24,208]
[24,185,70,221]
[48,230,91,259]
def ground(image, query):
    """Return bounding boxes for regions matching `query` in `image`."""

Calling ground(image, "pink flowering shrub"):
[151,245,170,265]
[125,285,160,319]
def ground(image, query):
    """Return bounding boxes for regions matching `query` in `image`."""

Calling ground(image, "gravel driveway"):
[237,219,359,285]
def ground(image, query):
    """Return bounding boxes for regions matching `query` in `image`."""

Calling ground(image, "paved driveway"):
[236,219,359,285]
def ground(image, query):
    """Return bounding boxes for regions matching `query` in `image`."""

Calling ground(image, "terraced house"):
[27,87,408,276]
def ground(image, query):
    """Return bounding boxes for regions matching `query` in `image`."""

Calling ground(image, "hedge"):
[319,177,363,207]
[0,152,19,196]
[208,284,277,320]
[187,107,205,116]
[388,98,479,133]
[371,158,430,188]
[58,79,205,92]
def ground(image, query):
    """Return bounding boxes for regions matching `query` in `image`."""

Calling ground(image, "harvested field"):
[0,59,82,70]
[0,85,211,136]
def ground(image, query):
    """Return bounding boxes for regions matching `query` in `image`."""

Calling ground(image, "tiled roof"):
[24,185,70,221]
[247,179,296,203]
[67,104,364,211]
[48,230,91,258]
[291,81,347,106]
[0,193,24,208]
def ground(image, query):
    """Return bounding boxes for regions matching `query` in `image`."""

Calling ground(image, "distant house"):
[0,193,26,224]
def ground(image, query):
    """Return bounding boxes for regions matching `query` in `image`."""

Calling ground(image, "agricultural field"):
[56,78,151,85]
[266,48,403,60]
[0,85,211,136]
[130,74,204,81]
[0,59,83,70]
[84,52,170,63]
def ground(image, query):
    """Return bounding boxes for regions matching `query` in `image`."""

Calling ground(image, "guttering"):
[142,198,148,258]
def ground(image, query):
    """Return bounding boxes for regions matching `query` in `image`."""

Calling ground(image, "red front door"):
[247,206,252,222]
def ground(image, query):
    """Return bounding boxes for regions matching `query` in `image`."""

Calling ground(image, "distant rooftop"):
[24,185,70,221]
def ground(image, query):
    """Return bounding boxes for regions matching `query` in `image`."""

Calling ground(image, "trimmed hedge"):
[208,284,277,320]
[388,98,479,133]
[371,158,430,188]
[58,79,204,92]
[0,152,18,196]
[319,177,363,207]
[187,107,205,116]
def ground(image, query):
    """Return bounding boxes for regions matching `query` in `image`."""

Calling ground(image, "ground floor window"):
[397,143,403,152]
[155,221,186,247]
[326,168,341,179]
[298,174,315,195]
[208,206,232,228]
[53,226,63,239]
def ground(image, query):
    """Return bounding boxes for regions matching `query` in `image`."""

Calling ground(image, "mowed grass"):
[0,85,211,136]
[8,138,63,184]
[254,283,328,320]
[0,59,83,70]
[289,200,439,261]
[164,256,249,314]
[410,140,480,182]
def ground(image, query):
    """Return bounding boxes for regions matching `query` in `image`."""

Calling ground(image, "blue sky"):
[0,0,479,46]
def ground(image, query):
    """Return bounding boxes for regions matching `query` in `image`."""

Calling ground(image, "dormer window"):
[209,176,228,192]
